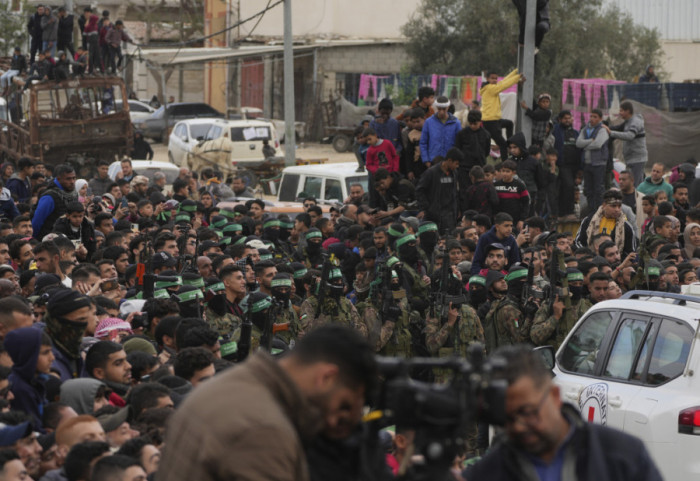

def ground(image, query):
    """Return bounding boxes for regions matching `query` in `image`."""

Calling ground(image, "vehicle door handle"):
[609,396,623,408]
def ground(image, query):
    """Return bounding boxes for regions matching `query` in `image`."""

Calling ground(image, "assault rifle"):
[549,246,571,311]
[431,250,467,324]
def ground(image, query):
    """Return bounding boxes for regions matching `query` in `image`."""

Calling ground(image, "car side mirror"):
[533,346,555,371]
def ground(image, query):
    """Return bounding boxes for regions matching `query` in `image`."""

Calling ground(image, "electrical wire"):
[132,0,283,49]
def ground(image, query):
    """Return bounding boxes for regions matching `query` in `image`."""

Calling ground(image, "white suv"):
[553,290,700,480]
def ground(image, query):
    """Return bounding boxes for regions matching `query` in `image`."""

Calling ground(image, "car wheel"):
[237,168,258,189]
[332,134,351,153]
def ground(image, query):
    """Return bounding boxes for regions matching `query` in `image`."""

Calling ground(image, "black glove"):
[384,305,402,323]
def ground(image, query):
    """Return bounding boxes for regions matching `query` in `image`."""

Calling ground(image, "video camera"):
[371,345,506,480]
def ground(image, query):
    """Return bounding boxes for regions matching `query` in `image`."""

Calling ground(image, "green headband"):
[180,204,197,213]
[219,236,232,246]
[646,266,661,277]
[567,272,584,282]
[293,268,307,279]
[155,276,182,289]
[220,209,236,219]
[391,270,398,279]
[174,214,191,224]
[329,268,342,279]
[161,210,172,218]
[417,223,438,235]
[214,230,224,238]
[271,278,292,288]
[259,253,273,261]
[154,289,171,299]
[386,256,400,267]
[177,289,204,303]
[250,296,272,313]
[223,223,243,233]
[263,220,281,229]
[306,230,322,240]
[395,234,416,249]
[388,227,404,237]
[220,340,237,357]
[212,219,227,228]
[183,277,205,288]
[234,236,247,246]
[469,275,486,286]
[280,222,294,229]
[505,269,528,282]
[207,282,225,292]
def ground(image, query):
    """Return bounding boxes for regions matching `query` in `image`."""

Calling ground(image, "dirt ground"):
[150,140,356,165]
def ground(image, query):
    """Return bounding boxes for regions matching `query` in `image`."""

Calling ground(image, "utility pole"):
[517,0,536,145]
[283,0,296,167]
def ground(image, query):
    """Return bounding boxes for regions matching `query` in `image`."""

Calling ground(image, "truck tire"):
[237,169,258,189]
[332,134,351,153]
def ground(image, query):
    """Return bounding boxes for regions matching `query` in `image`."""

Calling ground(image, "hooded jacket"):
[5,327,48,430]
[508,132,544,194]
[59,378,105,415]
[5,173,31,203]
[419,113,462,164]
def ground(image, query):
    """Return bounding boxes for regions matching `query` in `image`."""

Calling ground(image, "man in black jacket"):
[27,5,45,65]
[466,345,662,481]
[416,148,461,232]
[454,110,491,191]
[57,7,75,57]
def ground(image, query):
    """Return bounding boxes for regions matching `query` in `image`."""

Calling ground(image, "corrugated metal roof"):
[606,0,700,41]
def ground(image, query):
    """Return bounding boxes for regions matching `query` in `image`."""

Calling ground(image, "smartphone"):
[101,279,120,292]
[121,197,128,209]
[131,223,139,233]
[71,239,82,249]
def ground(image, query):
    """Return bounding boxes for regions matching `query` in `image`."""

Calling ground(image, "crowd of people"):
[0,68,682,480]
[0,4,132,94]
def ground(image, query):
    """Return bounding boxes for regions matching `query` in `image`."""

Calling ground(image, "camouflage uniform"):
[485,296,532,351]
[530,298,593,351]
[232,323,263,353]
[425,303,484,456]
[204,303,242,337]
[402,263,429,301]
[272,304,301,346]
[375,297,415,358]
[299,296,369,339]
[425,304,485,383]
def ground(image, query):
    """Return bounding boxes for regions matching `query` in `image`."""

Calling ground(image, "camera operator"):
[465,345,662,481]
[159,325,378,481]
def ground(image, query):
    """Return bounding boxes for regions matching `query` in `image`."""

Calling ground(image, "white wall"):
[661,41,700,82]
[238,0,421,39]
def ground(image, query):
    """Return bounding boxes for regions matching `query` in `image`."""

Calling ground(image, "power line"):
[133,0,283,49]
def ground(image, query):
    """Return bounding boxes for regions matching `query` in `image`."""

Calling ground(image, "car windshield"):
[345,176,368,193]
[191,124,214,139]
[135,168,179,185]
[230,126,270,141]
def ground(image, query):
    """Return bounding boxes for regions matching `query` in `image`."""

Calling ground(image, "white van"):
[277,162,368,204]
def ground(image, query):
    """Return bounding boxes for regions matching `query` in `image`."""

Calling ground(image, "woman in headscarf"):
[684,223,700,260]
[75,178,89,204]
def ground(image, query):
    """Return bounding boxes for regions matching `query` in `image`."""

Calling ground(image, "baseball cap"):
[151,252,177,269]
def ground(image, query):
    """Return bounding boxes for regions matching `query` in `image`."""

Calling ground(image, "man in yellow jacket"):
[479,69,524,159]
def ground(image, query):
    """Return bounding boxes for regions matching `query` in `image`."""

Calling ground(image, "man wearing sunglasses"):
[466,345,662,481]
[575,189,638,258]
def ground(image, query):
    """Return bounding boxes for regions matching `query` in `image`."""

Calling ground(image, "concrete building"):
[606,0,700,82]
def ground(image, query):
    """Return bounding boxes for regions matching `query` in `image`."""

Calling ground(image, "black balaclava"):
[270,274,292,309]
[396,235,418,265]
[417,222,439,258]
[505,266,529,300]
